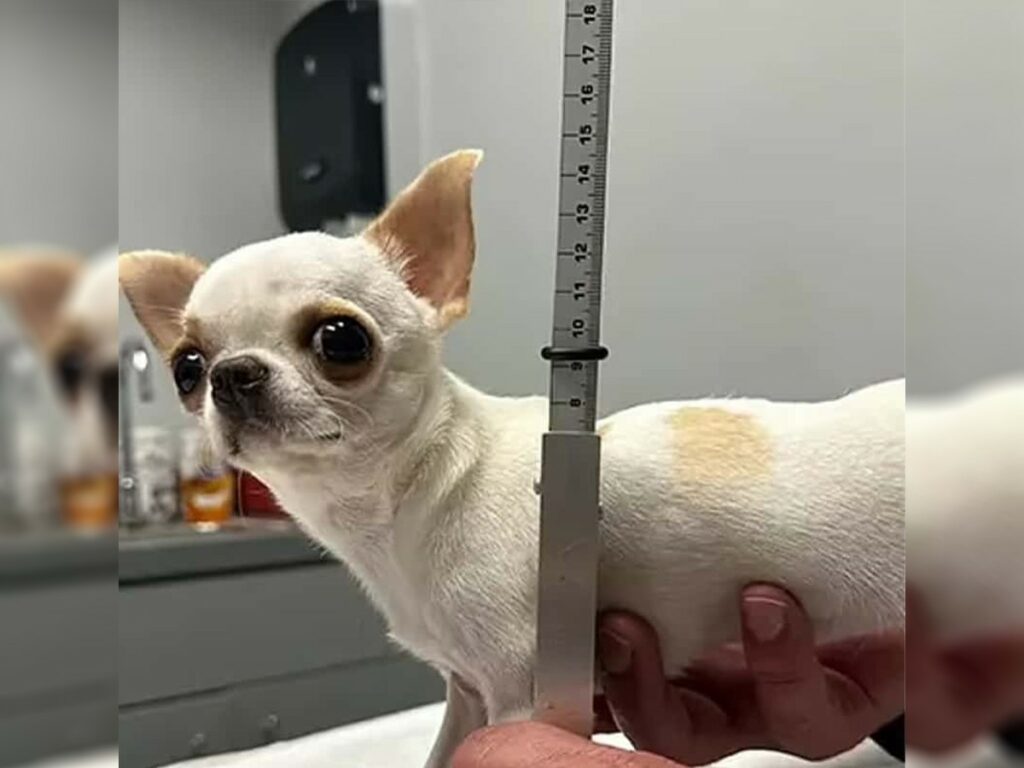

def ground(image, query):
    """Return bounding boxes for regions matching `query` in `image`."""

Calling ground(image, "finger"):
[599,612,692,746]
[944,634,1024,726]
[904,589,969,752]
[905,589,941,691]
[741,584,840,757]
[453,722,680,768]
[816,630,906,716]
[599,612,734,763]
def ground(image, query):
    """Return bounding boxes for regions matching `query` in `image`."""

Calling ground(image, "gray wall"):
[119,0,300,427]
[419,0,905,408]
[906,0,1024,396]
[0,0,117,254]
[122,0,907,432]
[118,0,294,258]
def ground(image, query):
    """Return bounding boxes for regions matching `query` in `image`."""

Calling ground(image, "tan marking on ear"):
[119,250,206,357]
[0,250,82,349]
[365,149,483,330]
[671,407,773,483]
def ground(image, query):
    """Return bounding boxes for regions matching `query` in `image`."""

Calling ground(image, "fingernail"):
[742,596,787,643]
[598,629,633,675]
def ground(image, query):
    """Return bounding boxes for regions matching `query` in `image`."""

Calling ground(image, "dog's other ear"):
[0,250,83,349]
[119,250,205,356]
[365,149,483,329]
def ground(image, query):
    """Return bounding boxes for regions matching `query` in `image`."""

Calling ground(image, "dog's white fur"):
[120,152,912,767]
[907,378,1024,643]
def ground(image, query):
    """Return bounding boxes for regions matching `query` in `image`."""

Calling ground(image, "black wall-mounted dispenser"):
[275,0,385,232]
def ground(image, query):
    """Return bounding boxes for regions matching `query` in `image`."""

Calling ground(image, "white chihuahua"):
[120,151,906,767]
[1,248,119,476]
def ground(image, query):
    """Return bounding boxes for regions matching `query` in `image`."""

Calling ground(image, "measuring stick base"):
[534,430,602,736]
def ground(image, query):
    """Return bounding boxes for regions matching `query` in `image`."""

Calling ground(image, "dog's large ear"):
[119,250,206,356]
[365,149,483,329]
[0,250,83,349]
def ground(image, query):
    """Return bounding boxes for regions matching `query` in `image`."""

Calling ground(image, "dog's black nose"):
[211,355,269,415]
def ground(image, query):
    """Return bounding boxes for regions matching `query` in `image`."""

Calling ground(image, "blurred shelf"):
[0,519,324,584]
[118,518,326,583]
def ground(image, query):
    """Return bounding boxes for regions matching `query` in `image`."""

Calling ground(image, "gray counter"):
[1,521,443,767]
[118,521,443,768]
[0,531,117,767]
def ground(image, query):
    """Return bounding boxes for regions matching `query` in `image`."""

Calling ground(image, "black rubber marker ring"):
[541,346,609,362]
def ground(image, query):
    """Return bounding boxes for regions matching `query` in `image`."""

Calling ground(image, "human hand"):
[453,720,682,767]
[906,591,1024,753]
[595,584,905,765]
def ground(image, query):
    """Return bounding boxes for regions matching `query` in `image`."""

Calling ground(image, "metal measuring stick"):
[534,0,614,736]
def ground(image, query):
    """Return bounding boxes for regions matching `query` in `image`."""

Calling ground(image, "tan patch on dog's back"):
[671,407,773,483]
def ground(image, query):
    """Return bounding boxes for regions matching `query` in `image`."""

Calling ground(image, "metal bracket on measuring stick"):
[534,0,614,736]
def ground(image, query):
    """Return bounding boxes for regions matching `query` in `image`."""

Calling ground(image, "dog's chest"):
[381,501,513,679]
[272,478,494,674]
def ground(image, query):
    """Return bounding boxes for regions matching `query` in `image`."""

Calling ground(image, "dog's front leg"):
[423,673,487,768]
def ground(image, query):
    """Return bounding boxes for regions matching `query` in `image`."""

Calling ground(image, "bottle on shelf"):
[179,427,235,525]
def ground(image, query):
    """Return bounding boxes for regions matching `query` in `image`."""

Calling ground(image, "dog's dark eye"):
[55,351,86,398]
[98,365,119,422]
[172,349,206,395]
[312,317,373,365]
